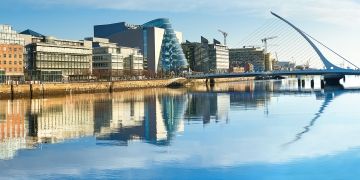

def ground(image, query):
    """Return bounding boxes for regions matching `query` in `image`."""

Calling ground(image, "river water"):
[1,77,360,179]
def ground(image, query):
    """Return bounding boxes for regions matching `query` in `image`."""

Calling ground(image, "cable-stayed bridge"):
[187,12,360,86]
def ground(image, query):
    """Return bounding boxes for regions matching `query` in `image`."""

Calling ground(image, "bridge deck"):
[186,70,360,79]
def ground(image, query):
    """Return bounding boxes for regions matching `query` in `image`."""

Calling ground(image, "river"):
[1,77,360,179]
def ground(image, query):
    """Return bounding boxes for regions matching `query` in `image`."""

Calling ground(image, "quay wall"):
[0,77,255,99]
[0,78,187,99]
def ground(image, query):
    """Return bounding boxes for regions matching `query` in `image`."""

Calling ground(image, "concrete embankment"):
[0,78,187,99]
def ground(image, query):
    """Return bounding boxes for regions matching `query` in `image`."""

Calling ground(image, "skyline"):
[1,0,360,65]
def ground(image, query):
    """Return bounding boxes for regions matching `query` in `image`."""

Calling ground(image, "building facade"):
[21,31,92,81]
[94,19,188,75]
[88,37,143,80]
[182,37,229,73]
[229,47,266,72]
[0,25,25,81]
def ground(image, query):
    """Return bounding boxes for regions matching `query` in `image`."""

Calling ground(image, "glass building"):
[182,37,229,73]
[142,19,188,73]
[94,18,188,75]
[21,31,93,82]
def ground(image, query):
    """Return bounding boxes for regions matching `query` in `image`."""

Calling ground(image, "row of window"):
[0,47,22,52]
[36,62,90,69]
[2,54,22,58]
[2,68,22,72]
[36,53,90,62]
[0,60,22,65]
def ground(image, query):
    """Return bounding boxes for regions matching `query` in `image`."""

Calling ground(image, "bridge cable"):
[302,31,359,69]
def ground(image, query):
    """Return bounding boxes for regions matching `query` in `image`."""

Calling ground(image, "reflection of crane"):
[261,36,278,53]
[218,29,228,46]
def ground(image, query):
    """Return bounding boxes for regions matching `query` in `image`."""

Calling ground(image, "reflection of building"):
[95,93,186,145]
[28,97,95,144]
[0,100,28,160]
[0,25,25,81]
[186,93,229,124]
[21,30,92,81]
[229,47,265,72]
[94,19,188,75]
[87,37,143,80]
[182,37,229,73]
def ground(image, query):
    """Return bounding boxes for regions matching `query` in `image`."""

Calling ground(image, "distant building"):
[0,25,25,81]
[21,30,92,81]
[87,37,144,80]
[273,61,295,71]
[181,37,229,73]
[229,47,266,72]
[94,19,188,75]
[264,53,274,71]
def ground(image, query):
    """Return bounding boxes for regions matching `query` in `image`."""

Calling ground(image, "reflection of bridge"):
[283,87,360,146]
[187,12,360,86]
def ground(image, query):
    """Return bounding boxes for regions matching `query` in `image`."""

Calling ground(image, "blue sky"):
[1,0,360,65]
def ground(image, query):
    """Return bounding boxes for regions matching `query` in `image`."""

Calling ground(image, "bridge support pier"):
[301,79,305,87]
[311,79,315,88]
[323,74,345,86]
[209,78,215,86]
[321,80,325,89]
[205,78,215,86]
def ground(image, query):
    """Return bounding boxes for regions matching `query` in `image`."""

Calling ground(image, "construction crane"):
[261,36,278,53]
[218,29,228,46]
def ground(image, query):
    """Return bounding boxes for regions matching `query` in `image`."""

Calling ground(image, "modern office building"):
[0,25,25,81]
[21,30,92,81]
[182,37,229,73]
[94,18,188,75]
[229,47,266,72]
[87,37,144,80]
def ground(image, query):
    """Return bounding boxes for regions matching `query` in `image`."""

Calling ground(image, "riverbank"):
[0,77,254,99]
[0,78,188,99]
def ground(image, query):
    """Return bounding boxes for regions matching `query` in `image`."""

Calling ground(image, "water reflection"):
[0,78,360,162]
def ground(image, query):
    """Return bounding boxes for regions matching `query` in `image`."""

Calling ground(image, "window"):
[14,48,17,52]
[14,61,17,65]
[3,61,6,64]
[3,54,5,58]
[19,61,22,65]
[9,61,11,64]
[9,68,12,72]
[9,54,11,58]
[19,54,22,58]
[14,54,16,58]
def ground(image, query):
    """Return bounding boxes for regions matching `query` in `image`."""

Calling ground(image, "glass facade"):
[143,19,188,73]
[26,37,92,81]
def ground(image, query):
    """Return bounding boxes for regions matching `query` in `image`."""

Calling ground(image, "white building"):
[88,37,143,80]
